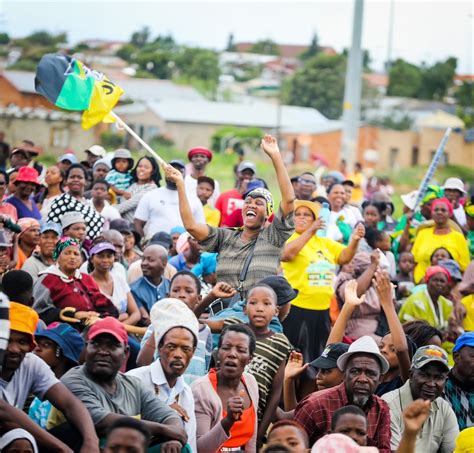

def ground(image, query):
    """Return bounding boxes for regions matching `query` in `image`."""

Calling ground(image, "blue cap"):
[40,221,62,236]
[58,153,78,164]
[36,323,84,364]
[169,159,186,169]
[244,179,265,197]
[170,226,186,235]
[453,332,474,353]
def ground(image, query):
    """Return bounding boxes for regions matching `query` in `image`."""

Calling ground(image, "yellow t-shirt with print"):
[281,233,345,311]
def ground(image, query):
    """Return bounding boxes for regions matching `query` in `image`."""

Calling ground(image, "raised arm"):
[374,271,411,382]
[281,218,325,262]
[355,250,379,297]
[260,135,295,217]
[326,279,365,344]
[163,164,209,241]
[338,223,365,264]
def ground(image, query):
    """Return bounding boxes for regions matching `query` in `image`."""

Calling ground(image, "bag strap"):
[236,240,257,296]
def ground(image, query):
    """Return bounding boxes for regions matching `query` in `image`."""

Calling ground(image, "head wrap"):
[465,200,474,218]
[422,185,444,205]
[425,265,451,284]
[17,218,40,237]
[53,236,81,261]
[245,187,274,216]
[431,197,454,217]
[0,429,38,453]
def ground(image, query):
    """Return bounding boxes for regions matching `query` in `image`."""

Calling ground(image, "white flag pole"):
[110,111,167,167]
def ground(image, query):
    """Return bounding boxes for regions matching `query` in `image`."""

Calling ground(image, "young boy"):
[224,283,291,443]
[266,420,309,453]
[89,178,120,230]
[197,176,220,227]
[105,148,134,201]
[331,405,368,446]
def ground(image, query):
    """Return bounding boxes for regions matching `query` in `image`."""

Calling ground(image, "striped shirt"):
[199,208,294,299]
[225,317,291,421]
[105,169,133,192]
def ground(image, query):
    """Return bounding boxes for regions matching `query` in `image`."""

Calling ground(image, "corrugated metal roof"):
[146,99,332,130]
[2,70,37,93]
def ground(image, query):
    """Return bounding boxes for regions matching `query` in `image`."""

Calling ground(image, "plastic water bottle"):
[316,202,331,237]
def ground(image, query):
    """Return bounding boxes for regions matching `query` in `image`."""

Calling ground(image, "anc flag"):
[35,53,124,129]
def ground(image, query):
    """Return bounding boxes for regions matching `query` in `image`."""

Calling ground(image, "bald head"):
[144,244,168,260]
[102,230,124,261]
[141,244,168,282]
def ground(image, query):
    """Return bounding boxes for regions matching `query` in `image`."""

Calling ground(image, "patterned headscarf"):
[53,236,81,261]
[246,187,274,216]
[422,185,444,205]
[17,218,40,237]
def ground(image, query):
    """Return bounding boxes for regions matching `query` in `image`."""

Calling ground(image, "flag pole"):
[413,127,452,211]
[110,112,167,167]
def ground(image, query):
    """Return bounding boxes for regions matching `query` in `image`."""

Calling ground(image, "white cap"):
[442,177,466,194]
[86,145,107,158]
[400,190,419,210]
[151,298,199,348]
[337,335,390,374]
[312,433,378,453]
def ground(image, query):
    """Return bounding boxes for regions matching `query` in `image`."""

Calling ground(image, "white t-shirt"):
[454,205,467,227]
[0,353,59,409]
[185,174,221,208]
[134,187,205,239]
[111,271,131,314]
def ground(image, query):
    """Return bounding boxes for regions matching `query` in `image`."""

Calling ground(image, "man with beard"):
[61,317,187,451]
[184,147,220,207]
[443,333,474,430]
[294,336,391,451]
[383,345,458,452]
[127,298,199,451]
[21,221,61,279]
[134,160,204,240]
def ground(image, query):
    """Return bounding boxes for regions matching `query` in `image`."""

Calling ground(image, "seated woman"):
[32,236,118,325]
[412,197,469,283]
[191,324,259,452]
[165,134,295,302]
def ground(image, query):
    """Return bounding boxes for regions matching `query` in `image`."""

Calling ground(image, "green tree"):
[176,47,220,82]
[283,53,346,119]
[135,50,174,79]
[116,43,138,62]
[226,33,236,51]
[152,34,177,52]
[210,126,264,155]
[249,39,280,56]
[131,26,150,48]
[0,33,10,45]
[455,81,473,108]
[300,33,320,60]
[418,57,457,100]
[387,59,423,97]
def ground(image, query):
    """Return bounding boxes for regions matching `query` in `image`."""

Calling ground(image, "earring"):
[55,348,61,358]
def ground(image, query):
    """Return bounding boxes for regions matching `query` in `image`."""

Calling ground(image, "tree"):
[387,59,423,97]
[418,57,457,100]
[283,53,347,119]
[135,50,174,79]
[226,33,236,51]
[455,81,473,108]
[249,39,280,56]
[116,43,137,62]
[131,26,150,48]
[152,34,177,52]
[176,47,220,82]
[0,33,10,45]
[300,33,320,60]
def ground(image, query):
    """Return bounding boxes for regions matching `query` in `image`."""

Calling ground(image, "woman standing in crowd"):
[412,197,470,283]
[47,163,104,239]
[280,200,364,364]
[36,165,64,220]
[32,236,118,325]
[0,170,17,221]
[89,241,140,326]
[165,134,295,300]
[6,167,41,220]
[15,218,40,270]
[191,324,259,452]
[116,156,161,223]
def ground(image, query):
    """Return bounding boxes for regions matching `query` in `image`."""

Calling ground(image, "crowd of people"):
[0,133,473,453]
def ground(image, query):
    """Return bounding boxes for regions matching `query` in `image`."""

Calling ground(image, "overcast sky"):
[1,0,473,73]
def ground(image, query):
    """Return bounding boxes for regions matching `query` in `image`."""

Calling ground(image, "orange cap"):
[9,302,39,346]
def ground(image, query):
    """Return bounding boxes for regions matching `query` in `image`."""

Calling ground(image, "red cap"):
[188,147,212,162]
[87,317,128,345]
[14,167,40,185]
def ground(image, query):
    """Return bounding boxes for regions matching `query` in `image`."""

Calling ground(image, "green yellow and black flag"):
[35,53,124,129]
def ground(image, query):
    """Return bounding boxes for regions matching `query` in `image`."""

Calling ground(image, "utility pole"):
[341,0,364,172]
[386,0,395,74]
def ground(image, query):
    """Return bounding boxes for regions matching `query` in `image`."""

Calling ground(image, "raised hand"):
[373,270,393,308]
[344,279,366,306]
[163,163,184,184]
[225,391,245,422]
[284,351,308,380]
[403,399,430,434]
[310,217,326,233]
[370,249,381,267]
[352,222,365,241]
[260,134,280,157]
[211,281,237,299]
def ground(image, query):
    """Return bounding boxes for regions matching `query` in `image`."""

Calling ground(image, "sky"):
[1,0,473,73]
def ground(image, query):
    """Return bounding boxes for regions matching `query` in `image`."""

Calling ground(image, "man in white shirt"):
[184,147,220,207]
[127,298,199,451]
[442,177,467,227]
[134,160,205,240]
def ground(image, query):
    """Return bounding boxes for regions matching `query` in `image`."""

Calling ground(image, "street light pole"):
[341,0,364,172]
